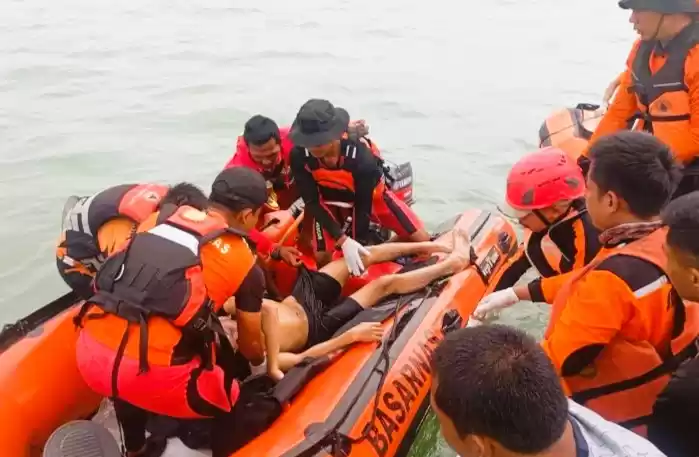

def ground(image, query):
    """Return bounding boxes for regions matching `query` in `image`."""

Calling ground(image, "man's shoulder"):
[202,231,254,261]
[568,400,667,456]
[625,38,643,68]
[279,126,295,160]
[289,145,307,162]
[593,253,666,296]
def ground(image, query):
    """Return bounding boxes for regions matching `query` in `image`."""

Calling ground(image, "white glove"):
[471,287,519,321]
[340,237,370,276]
[249,357,267,377]
[466,317,484,328]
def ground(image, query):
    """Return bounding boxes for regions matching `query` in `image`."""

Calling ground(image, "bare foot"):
[269,368,285,382]
[429,230,457,255]
[445,229,471,271]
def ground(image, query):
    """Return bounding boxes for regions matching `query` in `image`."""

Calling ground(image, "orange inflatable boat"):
[538,102,604,161]
[0,208,521,457]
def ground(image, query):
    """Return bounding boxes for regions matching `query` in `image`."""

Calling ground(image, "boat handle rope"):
[323,214,500,454]
[323,285,435,456]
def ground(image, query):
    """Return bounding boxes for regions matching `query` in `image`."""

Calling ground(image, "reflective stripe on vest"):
[63,194,98,236]
[148,224,200,255]
[325,201,354,208]
[304,144,358,159]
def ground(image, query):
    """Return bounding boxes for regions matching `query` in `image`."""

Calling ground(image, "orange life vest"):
[76,206,251,389]
[629,23,699,163]
[58,183,168,274]
[546,228,699,435]
[524,203,599,278]
[305,139,387,205]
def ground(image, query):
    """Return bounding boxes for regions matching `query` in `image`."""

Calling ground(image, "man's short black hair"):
[663,191,699,265]
[588,131,681,218]
[158,182,208,211]
[431,324,568,454]
[243,115,281,147]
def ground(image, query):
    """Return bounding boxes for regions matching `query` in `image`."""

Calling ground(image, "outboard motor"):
[385,162,414,206]
[43,421,121,457]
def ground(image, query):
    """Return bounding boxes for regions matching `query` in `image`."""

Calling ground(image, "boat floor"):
[92,400,210,457]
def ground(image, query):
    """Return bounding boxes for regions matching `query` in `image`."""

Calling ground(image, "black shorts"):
[290,267,363,349]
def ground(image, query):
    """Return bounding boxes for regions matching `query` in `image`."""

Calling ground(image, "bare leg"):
[386,228,432,243]
[320,236,455,288]
[408,228,431,242]
[348,231,470,309]
[260,301,284,381]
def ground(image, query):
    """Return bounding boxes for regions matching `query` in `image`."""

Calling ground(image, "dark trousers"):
[647,356,699,457]
[113,399,149,452]
[674,159,699,199]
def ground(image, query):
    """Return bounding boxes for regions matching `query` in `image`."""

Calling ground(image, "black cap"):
[289,99,350,148]
[210,167,267,211]
[619,0,699,13]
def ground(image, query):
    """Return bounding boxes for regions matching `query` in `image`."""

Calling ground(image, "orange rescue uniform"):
[76,208,259,418]
[586,24,699,164]
[540,228,699,435]
[497,202,601,295]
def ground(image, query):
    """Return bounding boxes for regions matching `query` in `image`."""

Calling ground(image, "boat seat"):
[43,420,121,457]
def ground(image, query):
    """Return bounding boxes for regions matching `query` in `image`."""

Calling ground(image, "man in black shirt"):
[289,99,429,274]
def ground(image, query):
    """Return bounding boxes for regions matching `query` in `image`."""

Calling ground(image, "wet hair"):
[243,115,281,147]
[158,182,209,211]
[588,131,681,218]
[662,191,699,266]
[431,325,568,454]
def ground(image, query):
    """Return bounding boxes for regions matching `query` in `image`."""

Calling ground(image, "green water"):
[1,0,634,453]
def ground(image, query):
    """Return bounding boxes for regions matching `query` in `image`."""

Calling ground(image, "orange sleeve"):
[200,233,256,310]
[539,270,578,304]
[584,71,636,155]
[541,270,634,374]
[96,218,136,256]
[660,46,699,163]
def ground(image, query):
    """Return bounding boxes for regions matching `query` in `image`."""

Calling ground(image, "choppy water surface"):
[0,0,634,454]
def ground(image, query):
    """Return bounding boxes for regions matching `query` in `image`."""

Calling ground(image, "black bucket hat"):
[619,0,699,13]
[289,99,350,148]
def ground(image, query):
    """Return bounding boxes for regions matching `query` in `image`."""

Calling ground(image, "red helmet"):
[505,147,585,213]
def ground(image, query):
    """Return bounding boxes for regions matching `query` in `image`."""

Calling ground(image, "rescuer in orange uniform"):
[581,0,699,197]
[471,147,601,321]
[470,131,699,439]
[289,99,429,274]
[541,131,699,438]
[75,168,268,457]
